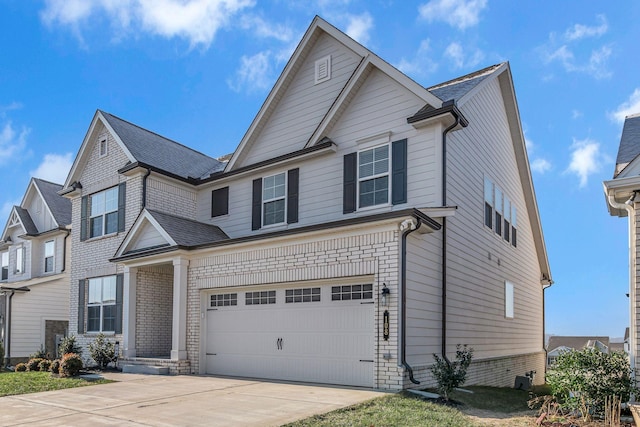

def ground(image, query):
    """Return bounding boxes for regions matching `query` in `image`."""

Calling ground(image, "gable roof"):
[13,206,38,235]
[613,113,640,177]
[428,63,503,103]
[547,336,610,353]
[146,209,228,247]
[32,178,71,226]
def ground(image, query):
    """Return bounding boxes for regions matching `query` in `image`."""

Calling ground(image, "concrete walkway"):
[0,373,384,426]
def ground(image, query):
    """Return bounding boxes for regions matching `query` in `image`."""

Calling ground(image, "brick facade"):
[135,266,173,357]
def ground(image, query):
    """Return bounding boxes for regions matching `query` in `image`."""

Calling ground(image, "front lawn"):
[0,370,112,397]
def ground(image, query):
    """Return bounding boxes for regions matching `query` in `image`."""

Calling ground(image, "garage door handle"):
[359,359,374,363]
[277,337,283,350]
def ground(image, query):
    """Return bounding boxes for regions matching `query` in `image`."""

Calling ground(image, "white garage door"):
[205,284,375,387]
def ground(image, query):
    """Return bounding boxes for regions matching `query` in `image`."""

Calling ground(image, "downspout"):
[400,216,422,384]
[440,111,462,364]
[3,290,13,367]
[61,228,71,272]
[607,191,637,380]
[142,168,151,209]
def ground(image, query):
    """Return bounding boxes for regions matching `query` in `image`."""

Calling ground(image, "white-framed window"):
[286,287,321,303]
[44,240,55,273]
[358,145,389,208]
[484,177,517,247]
[505,281,514,319]
[99,137,108,157]
[87,276,117,332]
[15,245,24,274]
[1,251,8,280]
[210,293,237,307]
[90,187,119,238]
[511,205,517,247]
[246,290,276,305]
[262,172,286,226]
[484,177,493,229]
[503,196,511,243]
[494,187,503,237]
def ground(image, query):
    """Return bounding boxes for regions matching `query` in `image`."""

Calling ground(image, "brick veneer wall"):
[136,266,173,357]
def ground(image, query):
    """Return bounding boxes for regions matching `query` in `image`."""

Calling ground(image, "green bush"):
[50,359,61,374]
[546,348,637,420]
[26,358,44,371]
[58,335,82,357]
[430,344,474,401]
[59,353,83,377]
[38,359,52,372]
[30,345,49,360]
[15,362,27,372]
[88,333,115,370]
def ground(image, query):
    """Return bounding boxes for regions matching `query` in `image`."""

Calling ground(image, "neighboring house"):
[604,112,640,381]
[546,336,611,367]
[60,17,551,389]
[0,178,71,365]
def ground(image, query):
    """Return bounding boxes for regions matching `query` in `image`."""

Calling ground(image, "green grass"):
[284,392,482,427]
[449,385,549,413]
[0,370,112,397]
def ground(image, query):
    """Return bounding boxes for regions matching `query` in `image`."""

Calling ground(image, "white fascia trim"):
[114,210,177,258]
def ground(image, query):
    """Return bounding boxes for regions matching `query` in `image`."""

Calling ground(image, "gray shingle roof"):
[428,63,503,102]
[147,209,228,247]
[14,206,38,235]
[614,114,640,177]
[547,336,610,352]
[100,111,225,180]
[33,178,71,227]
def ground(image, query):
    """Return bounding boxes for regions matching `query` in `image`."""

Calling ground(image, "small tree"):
[430,344,474,401]
[546,347,636,421]
[88,333,115,369]
[58,335,82,357]
[59,353,83,377]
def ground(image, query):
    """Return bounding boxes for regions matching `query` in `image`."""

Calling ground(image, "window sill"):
[84,331,118,336]
[85,232,118,243]
[356,204,392,214]
[261,222,287,230]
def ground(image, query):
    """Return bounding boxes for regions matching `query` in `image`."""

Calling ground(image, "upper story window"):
[15,245,24,274]
[358,145,389,208]
[343,139,407,214]
[252,169,299,230]
[484,177,517,247]
[44,240,55,273]
[87,275,117,333]
[1,251,7,280]
[90,187,118,238]
[262,173,286,226]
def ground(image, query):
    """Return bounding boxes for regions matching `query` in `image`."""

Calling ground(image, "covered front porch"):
[117,257,191,375]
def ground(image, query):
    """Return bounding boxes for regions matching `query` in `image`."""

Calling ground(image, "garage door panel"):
[206,285,374,387]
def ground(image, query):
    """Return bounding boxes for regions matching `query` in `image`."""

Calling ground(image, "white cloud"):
[444,41,484,69]
[566,138,607,187]
[531,158,552,174]
[227,51,273,93]
[239,15,293,42]
[572,109,583,119]
[345,12,373,45]
[396,39,438,77]
[0,199,21,221]
[0,121,29,164]
[30,153,74,184]
[564,14,608,41]
[609,89,640,123]
[419,0,487,30]
[41,0,256,49]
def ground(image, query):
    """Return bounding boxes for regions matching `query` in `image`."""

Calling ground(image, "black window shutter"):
[343,153,357,214]
[252,178,262,230]
[77,279,85,334]
[118,182,126,232]
[211,187,229,217]
[287,168,299,224]
[80,196,88,241]
[391,139,408,205]
[115,274,124,334]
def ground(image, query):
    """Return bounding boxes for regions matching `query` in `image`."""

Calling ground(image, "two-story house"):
[60,17,551,390]
[1,178,71,365]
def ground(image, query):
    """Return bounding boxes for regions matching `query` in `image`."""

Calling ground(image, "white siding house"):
[60,17,551,389]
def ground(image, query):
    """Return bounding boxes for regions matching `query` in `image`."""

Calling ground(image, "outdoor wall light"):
[381,283,390,307]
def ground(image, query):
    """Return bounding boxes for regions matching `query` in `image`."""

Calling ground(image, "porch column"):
[171,257,188,360]
[122,266,137,358]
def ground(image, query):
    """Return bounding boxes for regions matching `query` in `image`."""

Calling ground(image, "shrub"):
[0,341,4,363]
[430,344,474,401]
[26,358,44,372]
[15,362,27,372]
[59,353,83,377]
[30,345,49,360]
[58,335,82,357]
[50,359,61,374]
[88,333,115,370]
[546,347,637,421]
[38,359,52,372]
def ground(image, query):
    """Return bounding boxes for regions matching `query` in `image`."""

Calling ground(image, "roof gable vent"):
[315,55,331,84]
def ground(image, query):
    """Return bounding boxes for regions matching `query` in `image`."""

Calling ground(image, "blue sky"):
[1,0,639,339]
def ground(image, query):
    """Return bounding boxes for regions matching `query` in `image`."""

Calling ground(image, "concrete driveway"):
[0,373,384,426]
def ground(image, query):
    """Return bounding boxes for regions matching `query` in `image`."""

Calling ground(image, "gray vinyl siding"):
[443,77,543,359]
[25,194,56,232]
[196,69,440,237]
[237,33,362,167]
[130,221,166,251]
